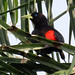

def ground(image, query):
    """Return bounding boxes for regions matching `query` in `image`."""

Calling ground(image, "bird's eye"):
[34,14,38,17]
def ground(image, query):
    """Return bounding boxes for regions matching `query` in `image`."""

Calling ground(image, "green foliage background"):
[0,0,75,75]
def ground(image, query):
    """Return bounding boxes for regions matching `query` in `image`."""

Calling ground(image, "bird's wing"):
[54,30,64,43]
[32,29,45,36]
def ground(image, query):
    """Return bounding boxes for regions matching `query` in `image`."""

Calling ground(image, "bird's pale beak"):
[21,14,33,19]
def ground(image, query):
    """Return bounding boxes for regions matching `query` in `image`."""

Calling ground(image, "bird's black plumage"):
[30,12,65,60]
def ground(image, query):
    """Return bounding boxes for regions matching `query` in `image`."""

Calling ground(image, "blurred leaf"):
[11,43,44,51]
[0,1,10,46]
[0,52,8,57]
[13,0,18,23]
[0,29,6,44]
[0,20,10,29]
[0,45,69,71]
[51,70,66,75]
[68,54,75,75]
[56,52,60,63]
[25,53,69,70]
[0,57,27,63]
[0,70,9,75]
[20,0,27,31]
[45,0,53,24]
[38,1,42,13]
[11,62,37,75]
[2,0,7,21]
[0,60,24,74]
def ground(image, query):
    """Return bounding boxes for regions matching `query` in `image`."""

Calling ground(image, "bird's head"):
[22,12,48,25]
[30,12,47,25]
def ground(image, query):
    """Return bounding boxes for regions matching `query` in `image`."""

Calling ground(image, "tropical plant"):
[0,0,75,75]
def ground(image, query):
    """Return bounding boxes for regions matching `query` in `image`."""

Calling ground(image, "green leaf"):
[25,53,69,70]
[68,54,75,75]
[0,60,24,74]
[0,20,10,29]
[11,43,44,51]
[0,57,26,63]
[51,70,66,75]
[0,70,9,75]
[0,45,69,71]
[38,0,42,13]
[13,0,18,23]
[0,52,8,57]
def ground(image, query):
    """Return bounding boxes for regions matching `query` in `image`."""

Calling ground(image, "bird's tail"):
[59,51,65,60]
[35,47,66,62]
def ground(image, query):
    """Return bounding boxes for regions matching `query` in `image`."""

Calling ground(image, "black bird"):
[23,12,65,61]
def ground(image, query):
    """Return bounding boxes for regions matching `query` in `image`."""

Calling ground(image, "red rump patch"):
[45,30,56,41]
